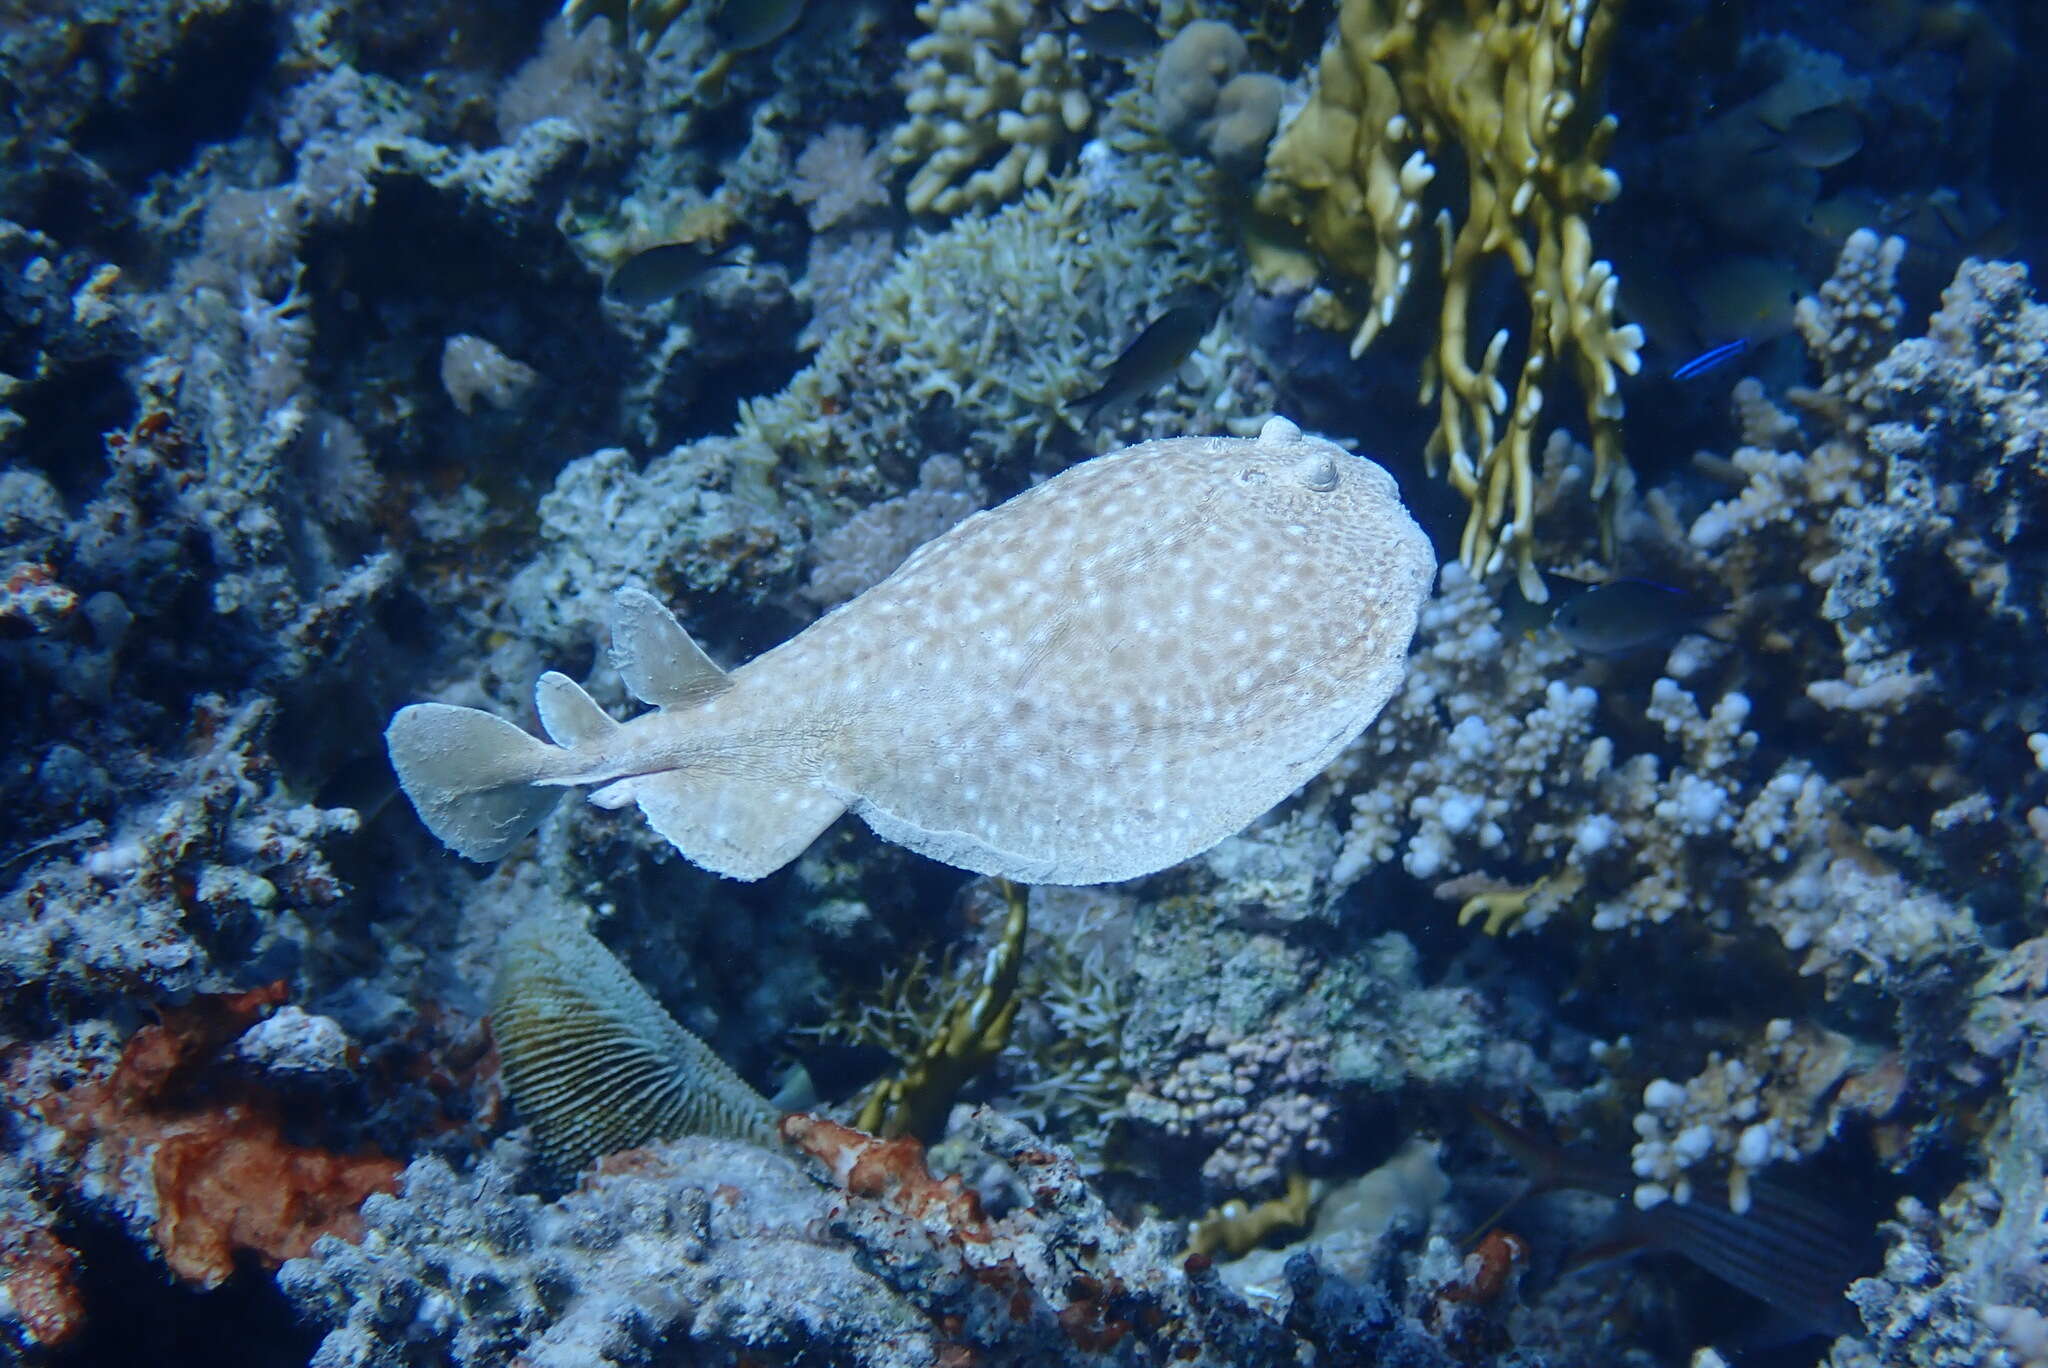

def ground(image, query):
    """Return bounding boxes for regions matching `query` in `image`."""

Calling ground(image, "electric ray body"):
[386,417,1435,885]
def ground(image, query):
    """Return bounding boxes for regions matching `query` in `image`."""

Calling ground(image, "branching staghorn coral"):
[1252,0,1642,600]
[1626,1019,1903,1215]
[1674,235,2048,935]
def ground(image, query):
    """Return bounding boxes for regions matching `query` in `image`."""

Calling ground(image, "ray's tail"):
[385,589,845,877]
[385,671,619,861]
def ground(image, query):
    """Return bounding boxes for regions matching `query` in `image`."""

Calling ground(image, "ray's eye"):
[1238,467,1268,485]
[1296,453,1340,492]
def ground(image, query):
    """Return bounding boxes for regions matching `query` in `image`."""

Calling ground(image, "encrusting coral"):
[1251,0,1643,601]
[0,1150,84,1350]
[17,983,400,1291]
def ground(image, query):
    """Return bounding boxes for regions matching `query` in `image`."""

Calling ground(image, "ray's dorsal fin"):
[609,588,732,709]
[534,671,620,747]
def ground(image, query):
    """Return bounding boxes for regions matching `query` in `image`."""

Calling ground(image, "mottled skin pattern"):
[580,417,1435,884]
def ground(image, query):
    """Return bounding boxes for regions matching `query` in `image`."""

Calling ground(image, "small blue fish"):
[1068,296,1220,429]
[1748,105,1864,170]
[1551,579,1727,657]
[711,0,805,52]
[606,242,745,308]
[1672,337,1750,380]
[1072,9,1158,62]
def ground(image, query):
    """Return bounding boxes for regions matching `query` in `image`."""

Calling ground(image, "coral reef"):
[1626,1019,1903,1214]
[779,1107,1305,1363]
[1672,234,2048,941]
[283,1137,937,1368]
[741,107,1236,495]
[2,693,360,1011]
[0,1149,84,1352]
[5,0,2048,1363]
[285,1111,1329,1366]
[1299,229,2048,1361]
[505,439,804,655]
[1833,1038,2048,1368]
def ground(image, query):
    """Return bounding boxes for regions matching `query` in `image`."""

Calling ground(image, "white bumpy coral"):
[892,0,1092,216]
[1626,1019,1900,1215]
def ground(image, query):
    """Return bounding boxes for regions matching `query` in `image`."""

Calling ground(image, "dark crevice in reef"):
[328,0,556,88]
[6,158,143,263]
[72,4,280,190]
[6,352,129,504]
[298,175,631,496]
[57,1214,319,1368]
[684,346,807,443]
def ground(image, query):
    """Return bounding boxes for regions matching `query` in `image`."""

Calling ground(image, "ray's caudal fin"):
[385,661,620,861]
[384,587,844,872]
[593,588,846,882]
[384,700,571,862]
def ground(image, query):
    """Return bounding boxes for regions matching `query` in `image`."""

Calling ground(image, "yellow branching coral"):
[1185,1171,1316,1258]
[1453,869,1581,935]
[851,879,1029,1140]
[1456,882,1541,937]
[1252,0,1643,601]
